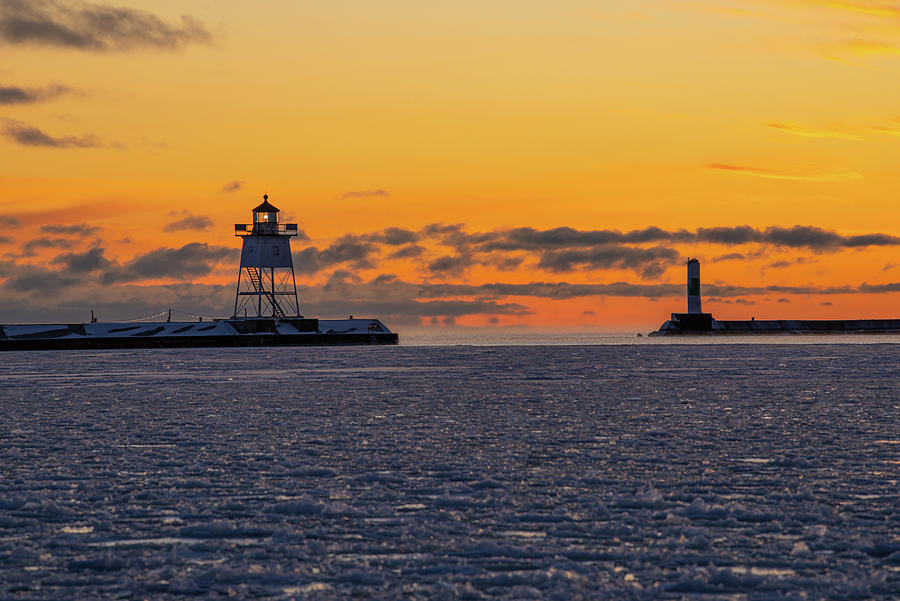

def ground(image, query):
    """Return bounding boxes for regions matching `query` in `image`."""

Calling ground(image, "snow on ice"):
[0,344,898,599]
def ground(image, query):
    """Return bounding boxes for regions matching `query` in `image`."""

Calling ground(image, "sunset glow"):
[3,0,900,329]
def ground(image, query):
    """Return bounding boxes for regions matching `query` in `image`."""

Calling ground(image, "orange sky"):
[2,0,900,329]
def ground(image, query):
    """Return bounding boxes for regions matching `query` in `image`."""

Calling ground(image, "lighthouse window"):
[273,246,280,256]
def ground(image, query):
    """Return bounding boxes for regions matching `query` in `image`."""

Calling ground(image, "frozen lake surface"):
[1,344,898,599]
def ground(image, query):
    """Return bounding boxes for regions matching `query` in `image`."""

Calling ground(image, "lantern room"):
[252,194,279,233]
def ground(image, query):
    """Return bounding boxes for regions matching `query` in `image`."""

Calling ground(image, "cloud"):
[536,245,680,278]
[389,244,425,259]
[293,237,379,274]
[40,222,99,236]
[427,223,900,256]
[764,121,863,140]
[102,242,231,283]
[755,1,900,20]
[0,83,70,104]
[474,226,626,251]
[708,163,863,182]
[0,0,211,52]
[811,1,900,16]
[428,253,475,275]
[219,180,244,193]
[339,189,389,200]
[873,125,900,137]
[857,281,900,293]
[0,279,233,322]
[9,216,900,325]
[285,222,900,281]
[18,236,77,256]
[164,212,214,232]
[712,252,746,262]
[766,119,900,141]
[0,264,77,292]
[51,246,111,273]
[365,227,418,245]
[415,279,894,300]
[690,225,900,250]
[418,279,880,300]
[487,255,524,271]
[725,2,900,63]
[302,271,531,325]
[422,223,466,237]
[3,119,101,148]
[820,39,900,61]
[300,272,900,326]
[766,226,868,249]
[418,281,682,300]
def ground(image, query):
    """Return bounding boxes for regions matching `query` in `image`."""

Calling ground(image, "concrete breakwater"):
[653,316,900,335]
[651,259,900,335]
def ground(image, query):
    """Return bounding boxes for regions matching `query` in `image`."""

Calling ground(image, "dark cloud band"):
[440,224,900,253]
[0,83,70,104]
[0,0,211,52]
[3,120,101,148]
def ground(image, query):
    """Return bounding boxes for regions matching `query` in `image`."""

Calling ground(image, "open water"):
[1,342,898,599]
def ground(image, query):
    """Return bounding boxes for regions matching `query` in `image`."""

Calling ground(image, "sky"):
[3,0,900,330]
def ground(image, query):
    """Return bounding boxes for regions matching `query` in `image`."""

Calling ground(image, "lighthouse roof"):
[252,195,280,213]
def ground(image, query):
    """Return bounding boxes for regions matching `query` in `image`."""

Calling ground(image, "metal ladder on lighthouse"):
[246,267,285,317]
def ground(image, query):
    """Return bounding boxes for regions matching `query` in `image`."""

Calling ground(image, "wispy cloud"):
[165,211,214,232]
[3,119,102,148]
[0,0,211,52]
[821,38,900,60]
[339,189,390,200]
[19,236,76,256]
[810,1,900,17]
[766,118,900,139]
[707,163,863,182]
[873,125,900,136]
[219,180,244,193]
[723,1,900,62]
[0,83,71,104]
[40,223,99,236]
[764,121,863,140]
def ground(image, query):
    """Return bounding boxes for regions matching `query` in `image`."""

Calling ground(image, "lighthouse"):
[664,258,713,331]
[233,195,301,318]
[687,258,702,314]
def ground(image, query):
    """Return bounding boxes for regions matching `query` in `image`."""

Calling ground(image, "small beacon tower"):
[233,195,301,318]
[669,258,713,331]
[687,258,702,314]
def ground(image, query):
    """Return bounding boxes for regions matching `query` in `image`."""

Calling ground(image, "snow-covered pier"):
[0,196,399,350]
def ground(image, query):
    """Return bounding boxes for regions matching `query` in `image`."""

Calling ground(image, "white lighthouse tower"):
[233,195,301,318]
